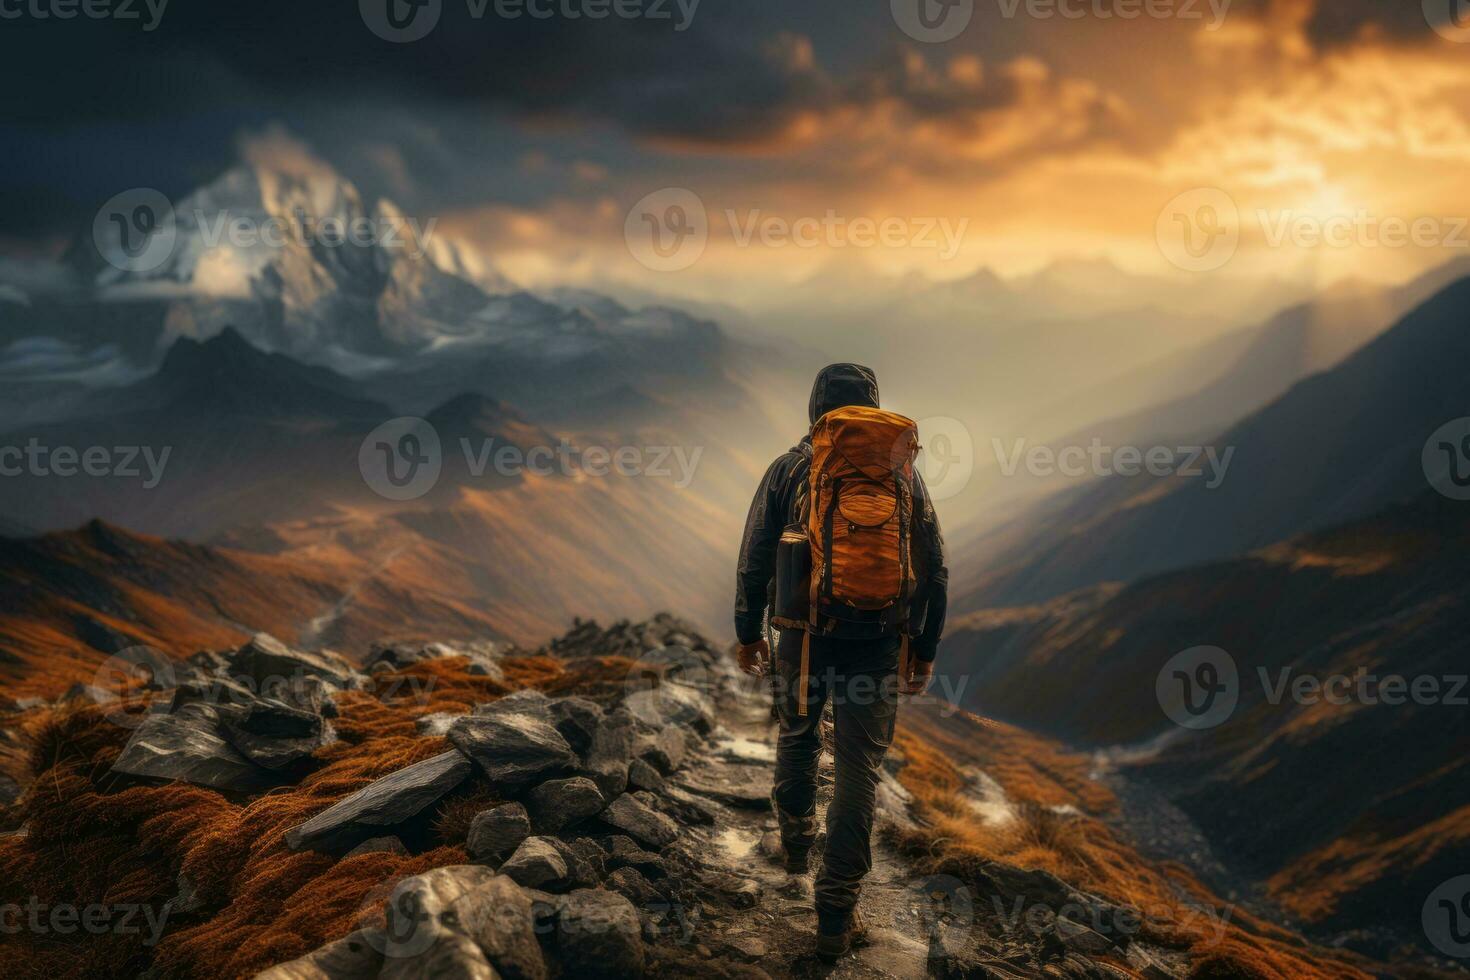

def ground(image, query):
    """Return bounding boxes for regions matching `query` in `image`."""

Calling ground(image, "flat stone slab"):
[674,760,772,808]
[110,703,276,794]
[286,750,473,852]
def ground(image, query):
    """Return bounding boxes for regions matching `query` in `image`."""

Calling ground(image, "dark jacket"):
[733,364,949,661]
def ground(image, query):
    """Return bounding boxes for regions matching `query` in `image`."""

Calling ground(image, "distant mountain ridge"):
[957,273,1470,610]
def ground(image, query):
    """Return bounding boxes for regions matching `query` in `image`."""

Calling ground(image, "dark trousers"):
[771,628,900,929]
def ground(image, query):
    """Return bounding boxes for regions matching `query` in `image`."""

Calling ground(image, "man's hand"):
[900,657,934,696]
[737,638,771,677]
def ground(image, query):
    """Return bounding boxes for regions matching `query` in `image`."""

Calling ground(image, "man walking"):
[733,363,948,960]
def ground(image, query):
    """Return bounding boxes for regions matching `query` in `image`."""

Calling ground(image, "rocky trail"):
[2,615,1194,979]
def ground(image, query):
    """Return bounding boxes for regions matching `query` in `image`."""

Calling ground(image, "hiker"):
[733,362,948,960]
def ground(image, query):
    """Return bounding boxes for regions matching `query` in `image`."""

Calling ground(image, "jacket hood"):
[808,363,879,424]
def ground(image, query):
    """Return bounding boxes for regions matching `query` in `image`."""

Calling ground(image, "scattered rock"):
[723,936,767,962]
[500,837,570,890]
[228,633,359,691]
[625,682,715,734]
[449,710,577,786]
[255,927,385,980]
[415,711,463,737]
[467,802,532,863]
[544,836,600,890]
[1056,917,1117,955]
[110,703,277,794]
[548,697,604,754]
[601,793,679,850]
[218,697,334,771]
[604,836,666,878]
[607,866,661,907]
[583,709,637,798]
[555,888,646,979]
[285,750,473,853]
[344,836,408,858]
[627,758,665,792]
[700,870,761,909]
[637,726,690,775]
[376,866,547,980]
[526,776,605,833]
[674,760,770,809]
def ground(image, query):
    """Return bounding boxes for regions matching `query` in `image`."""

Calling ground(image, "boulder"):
[228,633,360,692]
[604,836,665,878]
[110,703,276,794]
[344,836,408,859]
[582,709,637,798]
[547,696,604,754]
[607,866,661,907]
[624,682,714,734]
[555,888,646,979]
[377,866,547,980]
[499,837,569,890]
[600,794,678,850]
[526,777,605,833]
[638,727,688,774]
[378,931,495,980]
[255,927,385,979]
[449,709,577,786]
[219,699,334,771]
[544,836,600,890]
[467,802,533,862]
[626,759,664,793]
[286,750,473,852]
[674,760,771,809]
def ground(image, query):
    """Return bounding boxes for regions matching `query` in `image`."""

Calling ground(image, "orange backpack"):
[773,405,921,713]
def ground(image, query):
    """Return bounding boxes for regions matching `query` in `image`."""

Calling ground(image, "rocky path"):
[677,673,933,979]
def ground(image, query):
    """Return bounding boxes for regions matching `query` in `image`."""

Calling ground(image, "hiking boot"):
[783,846,810,874]
[815,907,868,961]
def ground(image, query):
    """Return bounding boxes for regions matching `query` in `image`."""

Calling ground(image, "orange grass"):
[889,704,1378,980]
[0,654,611,979]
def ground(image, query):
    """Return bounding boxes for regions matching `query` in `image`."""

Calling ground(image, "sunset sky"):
[6,0,1470,305]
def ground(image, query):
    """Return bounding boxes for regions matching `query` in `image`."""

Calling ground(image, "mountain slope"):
[0,521,511,699]
[958,274,1470,609]
[937,489,1470,957]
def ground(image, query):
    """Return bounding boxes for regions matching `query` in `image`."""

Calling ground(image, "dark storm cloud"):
[1228,0,1445,47]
